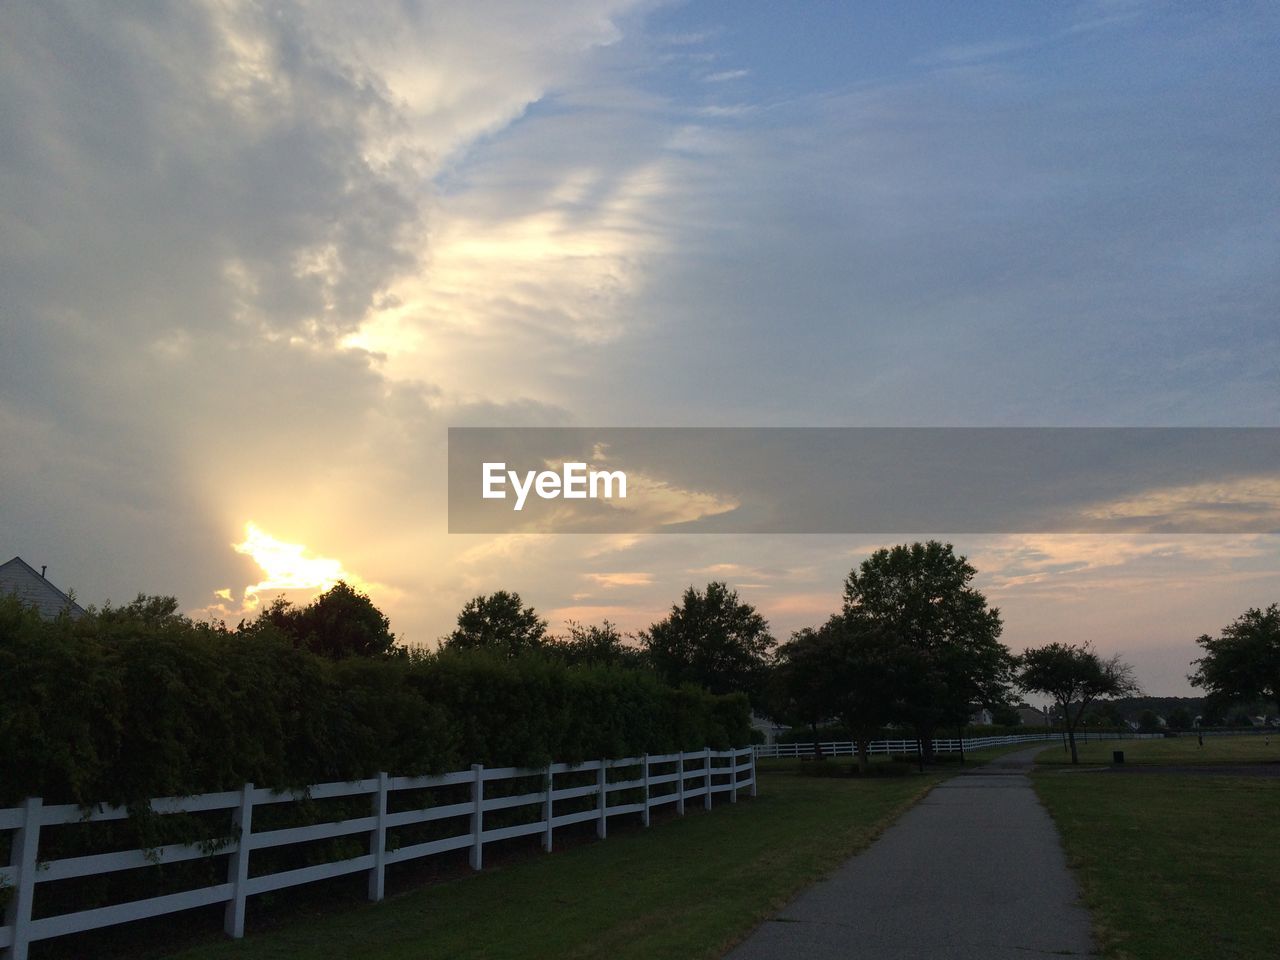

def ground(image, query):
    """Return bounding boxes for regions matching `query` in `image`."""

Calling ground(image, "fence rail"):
[0,747,756,960]
[754,731,1165,759]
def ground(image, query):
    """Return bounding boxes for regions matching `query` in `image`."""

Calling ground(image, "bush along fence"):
[0,747,756,960]
[754,731,1166,759]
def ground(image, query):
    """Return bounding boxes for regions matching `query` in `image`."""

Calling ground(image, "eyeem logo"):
[482,462,627,511]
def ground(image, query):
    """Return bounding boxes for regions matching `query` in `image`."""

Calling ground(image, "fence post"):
[469,764,484,871]
[596,761,608,839]
[729,750,738,803]
[368,773,388,902]
[542,765,554,852]
[704,747,712,810]
[4,797,41,960]
[224,782,254,939]
[676,751,686,815]
[750,748,758,797]
[641,754,651,827]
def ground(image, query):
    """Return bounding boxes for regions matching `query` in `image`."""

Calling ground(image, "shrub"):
[0,596,750,808]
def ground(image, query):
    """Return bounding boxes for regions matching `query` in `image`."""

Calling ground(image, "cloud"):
[0,0,653,626]
[915,39,1035,67]
[3,1,1277,697]
[1079,476,1280,533]
[584,571,655,587]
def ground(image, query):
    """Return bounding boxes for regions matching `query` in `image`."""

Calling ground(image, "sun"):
[233,522,361,602]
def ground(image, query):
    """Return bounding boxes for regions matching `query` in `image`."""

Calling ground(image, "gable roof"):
[1016,704,1048,725]
[0,556,87,620]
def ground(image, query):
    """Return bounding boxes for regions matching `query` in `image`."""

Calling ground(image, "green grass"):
[1035,734,1280,766]
[162,769,942,960]
[1035,770,1280,960]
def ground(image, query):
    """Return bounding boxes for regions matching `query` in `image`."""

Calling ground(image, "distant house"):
[1016,704,1048,727]
[0,556,87,620]
[969,707,994,726]
[750,712,787,746]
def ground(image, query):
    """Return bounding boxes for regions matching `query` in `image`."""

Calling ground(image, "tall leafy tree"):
[641,582,775,706]
[772,616,918,772]
[1018,642,1139,764]
[822,615,913,773]
[770,626,840,755]
[1189,603,1280,717]
[443,590,547,656]
[547,620,643,667]
[842,541,1011,758]
[258,581,397,659]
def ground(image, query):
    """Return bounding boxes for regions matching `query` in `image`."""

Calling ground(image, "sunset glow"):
[4,2,1277,697]
[233,522,360,602]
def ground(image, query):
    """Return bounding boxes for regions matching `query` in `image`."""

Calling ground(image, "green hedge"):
[0,596,750,808]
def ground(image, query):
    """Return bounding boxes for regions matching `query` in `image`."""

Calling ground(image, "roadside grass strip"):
[1034,770,1280,960]
[1035,734,1280,766]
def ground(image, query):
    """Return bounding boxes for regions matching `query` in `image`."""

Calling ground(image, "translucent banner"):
[447,427,1280,534]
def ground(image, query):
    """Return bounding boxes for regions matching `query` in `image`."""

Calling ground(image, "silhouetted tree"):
[443,590,547,657]
[1085,700,1125,729]
[990,702,1023,727]
[547,620,643,667]
[843,541,1012,760]
[641,582,774,707]
[1167,706,1194,731]
[258,581,396,659]
[95,594,188,627]
[1189,604,1280,719]
[770,627,840,756]
[823,616,914,773]
[1018,642,1139,763]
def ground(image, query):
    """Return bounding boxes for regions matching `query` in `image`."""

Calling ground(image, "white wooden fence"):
[754,730,1164,759]
[0,747,756,960]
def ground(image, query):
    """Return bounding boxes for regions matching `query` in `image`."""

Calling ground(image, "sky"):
[2,1,1277,697]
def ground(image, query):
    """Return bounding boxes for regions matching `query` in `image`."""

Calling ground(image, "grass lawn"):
[1035,733,1280,766]
[1035,770,1280,960]
[161,767,943,960]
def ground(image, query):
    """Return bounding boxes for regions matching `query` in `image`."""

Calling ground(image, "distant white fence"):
[0,747,756,960]
[755,731,1165,759]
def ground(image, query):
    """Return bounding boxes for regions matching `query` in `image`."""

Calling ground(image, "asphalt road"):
[726,747,1097,959]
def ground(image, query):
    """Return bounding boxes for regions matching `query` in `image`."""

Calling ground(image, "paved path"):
[727,747,1096,959]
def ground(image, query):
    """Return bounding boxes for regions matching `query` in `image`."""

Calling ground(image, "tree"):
[257,581,397,659]
[443,591,547,656]
[1137,709,1161,733]
[990,702,1023,727]
[770,617,907,773]
[770,627,840,756]
[1167,706,1194,731]
[640,582,775,707]
[823,616,915,773]
[1189,604,1280,718]
[1018,642,1139,764]
[96,594,188,628]
[547,620,643,668]
[1085,700,1124,729]
[842,541,1012,759]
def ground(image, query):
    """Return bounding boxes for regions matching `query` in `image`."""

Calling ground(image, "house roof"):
[1016,705,1047,724]
[0,556,87,620]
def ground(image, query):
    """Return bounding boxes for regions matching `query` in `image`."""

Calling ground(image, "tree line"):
[5,539,1274,799]
[437,542,1142,767]
[447,541,1276,768]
